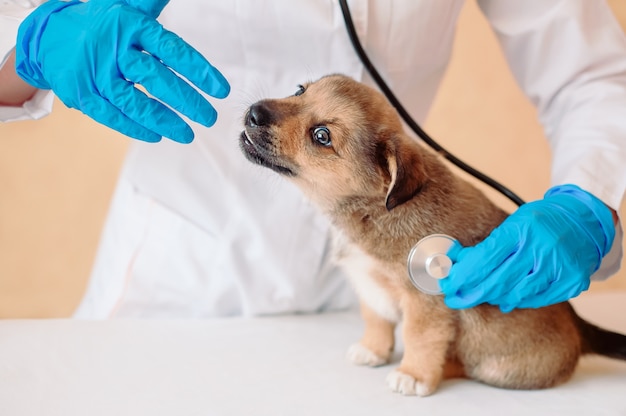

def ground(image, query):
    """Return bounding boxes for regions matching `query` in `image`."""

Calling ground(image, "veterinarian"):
[1,0,624,317]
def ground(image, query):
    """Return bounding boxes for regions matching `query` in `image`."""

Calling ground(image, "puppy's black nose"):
[246,102,274,127]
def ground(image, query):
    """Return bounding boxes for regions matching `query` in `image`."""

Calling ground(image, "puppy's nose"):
[246,102,274,127]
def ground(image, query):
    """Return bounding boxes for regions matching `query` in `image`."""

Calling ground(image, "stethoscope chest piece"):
[407,234,457,295]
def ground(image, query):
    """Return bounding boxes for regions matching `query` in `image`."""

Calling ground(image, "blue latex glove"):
[15,0,230,143]
[439,184,615,312]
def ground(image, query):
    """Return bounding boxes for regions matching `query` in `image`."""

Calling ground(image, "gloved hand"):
[439,184,615,312]
[15,0,230,143]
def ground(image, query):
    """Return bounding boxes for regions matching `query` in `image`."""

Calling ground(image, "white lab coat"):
[2,0,625,318]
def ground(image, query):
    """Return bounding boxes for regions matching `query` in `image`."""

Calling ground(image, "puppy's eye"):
[312,126,332,147]
[294,84,306,96]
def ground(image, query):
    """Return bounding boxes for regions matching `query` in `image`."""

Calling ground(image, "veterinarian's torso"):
[113,0,466,316]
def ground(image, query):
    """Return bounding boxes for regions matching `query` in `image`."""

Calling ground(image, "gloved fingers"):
[81,95,162,143]
[446,240,463,262]
[494,270,552,313]
[443,255,531,309]
[123,0,170,18]
[119,49,218,128]
[476,255,535,301]
[103,78,195,143]
[510,272,590,310]
[136,21,230,99]
[440,235,519,296]
[508,290,565,311]
[443,285,488,309]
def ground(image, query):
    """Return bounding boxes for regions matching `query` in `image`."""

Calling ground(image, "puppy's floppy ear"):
[382,136,427,211]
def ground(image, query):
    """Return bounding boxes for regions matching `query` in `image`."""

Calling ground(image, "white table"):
[1,293,625,416]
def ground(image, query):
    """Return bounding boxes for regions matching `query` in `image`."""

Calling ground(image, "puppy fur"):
[240,74,626,396]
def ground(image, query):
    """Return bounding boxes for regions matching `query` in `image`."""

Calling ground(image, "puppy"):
[239,74,626,396]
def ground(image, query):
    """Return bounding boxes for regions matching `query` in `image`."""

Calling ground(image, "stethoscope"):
[338,0,524,294]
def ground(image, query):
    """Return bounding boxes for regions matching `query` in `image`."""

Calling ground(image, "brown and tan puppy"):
[239,74,626,396]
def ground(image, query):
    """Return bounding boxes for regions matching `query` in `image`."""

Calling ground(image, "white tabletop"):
[1,292,625,416]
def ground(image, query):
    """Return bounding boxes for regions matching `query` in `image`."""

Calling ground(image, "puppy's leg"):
[387,295,455,396]
[338,245,400,367]
[347,301,397,366]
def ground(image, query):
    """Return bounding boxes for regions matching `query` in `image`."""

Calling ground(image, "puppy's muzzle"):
[240,101,297,177]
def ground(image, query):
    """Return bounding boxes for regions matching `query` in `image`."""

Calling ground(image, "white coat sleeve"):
[476,0,626,280]
[0,0,54,122]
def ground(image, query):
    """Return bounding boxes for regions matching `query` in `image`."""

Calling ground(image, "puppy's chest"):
[330,222,408,284]
[330,227,405,321]
[332,210,421,265]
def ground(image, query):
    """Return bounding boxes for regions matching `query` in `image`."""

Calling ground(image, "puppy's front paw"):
[386,370,436,397]
[346,342,388,367]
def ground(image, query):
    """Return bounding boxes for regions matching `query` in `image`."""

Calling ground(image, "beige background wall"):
[1,1,625,318]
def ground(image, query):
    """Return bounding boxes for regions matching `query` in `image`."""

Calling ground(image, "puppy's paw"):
[346,343,388,367]
[386,370,436,397]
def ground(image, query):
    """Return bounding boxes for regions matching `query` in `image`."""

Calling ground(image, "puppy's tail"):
[575,313,626,360]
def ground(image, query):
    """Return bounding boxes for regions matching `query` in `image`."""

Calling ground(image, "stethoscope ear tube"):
[338,0,525,207]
